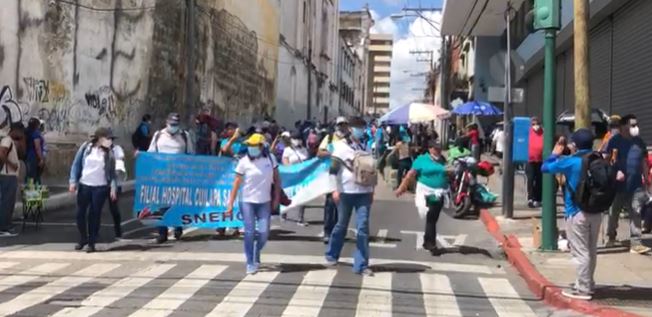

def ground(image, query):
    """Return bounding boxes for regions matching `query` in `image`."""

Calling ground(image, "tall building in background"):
[340,8,374,117]
[368,33,393,115]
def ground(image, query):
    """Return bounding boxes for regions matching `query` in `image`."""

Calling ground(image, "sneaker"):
[605,239,618,248]
[156,236,168,244]
[323,236,330,244]
[74,243,86,251]
[324,258,338,267]
[246,265,258,275]
[528,200,535,208]
[86,245,97,253]
[297,221,309,227]
[356,268,375,277]
[561,289,592,300]
[630,245,651,254]
[0,230,17,238]
[173,228,183,240]
[533,201,542,208]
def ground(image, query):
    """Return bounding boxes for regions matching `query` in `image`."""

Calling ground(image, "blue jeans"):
[76,184,109,245]
[241,202,272,269]
[326,193,373,273]
[323,194,338,237]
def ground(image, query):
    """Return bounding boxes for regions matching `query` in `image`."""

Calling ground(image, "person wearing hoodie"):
[527,117,544,208]
[542,128,599,300]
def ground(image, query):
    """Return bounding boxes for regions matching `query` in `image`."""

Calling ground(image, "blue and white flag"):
[134,153,333,229]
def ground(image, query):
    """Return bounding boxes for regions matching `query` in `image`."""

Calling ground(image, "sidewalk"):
[482,160,652,317]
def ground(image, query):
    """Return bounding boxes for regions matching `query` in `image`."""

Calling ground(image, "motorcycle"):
[450,157,478,218]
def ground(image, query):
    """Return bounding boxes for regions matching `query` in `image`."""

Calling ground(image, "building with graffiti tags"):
[0,0,280,182]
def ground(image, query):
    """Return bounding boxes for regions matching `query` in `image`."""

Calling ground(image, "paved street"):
[0,185,581,317]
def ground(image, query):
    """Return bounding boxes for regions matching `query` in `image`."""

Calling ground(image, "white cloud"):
[369,11,442,108]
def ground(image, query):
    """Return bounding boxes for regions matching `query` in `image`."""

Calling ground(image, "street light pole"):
[502,4,515,219]
[541,29,558,251]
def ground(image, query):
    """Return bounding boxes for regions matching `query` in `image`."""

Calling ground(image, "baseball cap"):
[167,113,180,125]
[336,117,348,125]
[571,128,594,150]
[281,131,291,138]
[244,133,266,146]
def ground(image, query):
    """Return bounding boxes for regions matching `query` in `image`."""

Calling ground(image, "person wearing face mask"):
[527,117,544,208]
[69,128,118,252]
[395,140,449,254]
[148,113,194,243]
[226,133,280,275]
[317,117,348,243]
[387,134,412,190]
[0,118,20,237]
[605,114,650,254]
[542,128,601,300]
[325,116,376,276]
[282,131,310,226]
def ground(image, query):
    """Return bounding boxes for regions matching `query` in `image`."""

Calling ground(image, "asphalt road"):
[0,185,583,317]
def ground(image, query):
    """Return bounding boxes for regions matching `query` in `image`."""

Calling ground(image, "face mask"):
[167,125,180,134]
[291,139,301,147]
[532,125,541,131]
[385,127,391,133]
[100,138,113,148]
[247,146,261,157]
[611,128,619,135]
[630,126,640,137]
[351,127,365,140]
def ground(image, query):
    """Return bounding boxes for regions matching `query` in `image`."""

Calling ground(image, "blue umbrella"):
[452,101,503,116]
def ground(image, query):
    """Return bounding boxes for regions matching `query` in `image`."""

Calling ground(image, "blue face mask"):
[167,125,180,134]
[247,146,261,157]
[351,127,365,140]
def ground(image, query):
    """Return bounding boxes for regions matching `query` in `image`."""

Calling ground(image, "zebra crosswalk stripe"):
[478,277,538,317]
[420,273,462,317]
[205,270,279,317]
[0,263,119,317]
[128,265,227,317]
[50,264,176,317]
[356,272,393,317]
[0,262,70,294]
[281,269,337,317]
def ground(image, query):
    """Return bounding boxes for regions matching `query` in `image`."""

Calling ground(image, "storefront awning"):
[441,0,524,36]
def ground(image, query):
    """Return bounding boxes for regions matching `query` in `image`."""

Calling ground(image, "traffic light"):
[532,0,561,30]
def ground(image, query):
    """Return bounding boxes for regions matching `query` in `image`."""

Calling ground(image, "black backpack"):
[573,152,617,213]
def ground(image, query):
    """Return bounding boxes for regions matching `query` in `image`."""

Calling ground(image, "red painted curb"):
[479,209,642,317]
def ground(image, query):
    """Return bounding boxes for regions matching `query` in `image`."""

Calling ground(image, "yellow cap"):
[244,133,266,146]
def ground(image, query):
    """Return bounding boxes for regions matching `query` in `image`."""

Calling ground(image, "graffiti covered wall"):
[0,0,280,182]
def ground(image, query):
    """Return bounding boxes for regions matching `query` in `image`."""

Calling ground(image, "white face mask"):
[532,124,541,131]
[291,139,301,147]
[630,126,640,137]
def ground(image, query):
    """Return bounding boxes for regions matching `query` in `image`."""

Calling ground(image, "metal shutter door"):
[555,53,566,115]
[563,49,575,114]
[612,0,652,141]
[589,19,612,113]
[526,68,544,118]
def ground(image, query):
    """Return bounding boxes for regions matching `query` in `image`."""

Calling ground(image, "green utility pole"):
[533,0,561,251]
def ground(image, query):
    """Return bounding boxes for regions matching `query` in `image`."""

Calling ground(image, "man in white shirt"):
[0,124,19,237]
[148,112,194,243]
[325,116,376,276]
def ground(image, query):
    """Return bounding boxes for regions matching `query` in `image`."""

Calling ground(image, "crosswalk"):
[0,251,542,317]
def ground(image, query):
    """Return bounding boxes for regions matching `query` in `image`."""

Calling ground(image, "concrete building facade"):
[368,33,393,115]
[274,0,340,127]
[0,0,280,182]
[339,9,374,117]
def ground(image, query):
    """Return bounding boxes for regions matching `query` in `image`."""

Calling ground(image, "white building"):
[275,0,340,128]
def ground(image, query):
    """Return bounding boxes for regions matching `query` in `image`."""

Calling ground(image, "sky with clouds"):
[340,0,443,108]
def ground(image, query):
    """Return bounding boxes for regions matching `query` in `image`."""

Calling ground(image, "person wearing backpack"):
[604,114,650,254]
[325,116,377,276]
[148,113,194,243]
[542,128,606,300]
[69,128,118,252]
[132,114,152,152]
